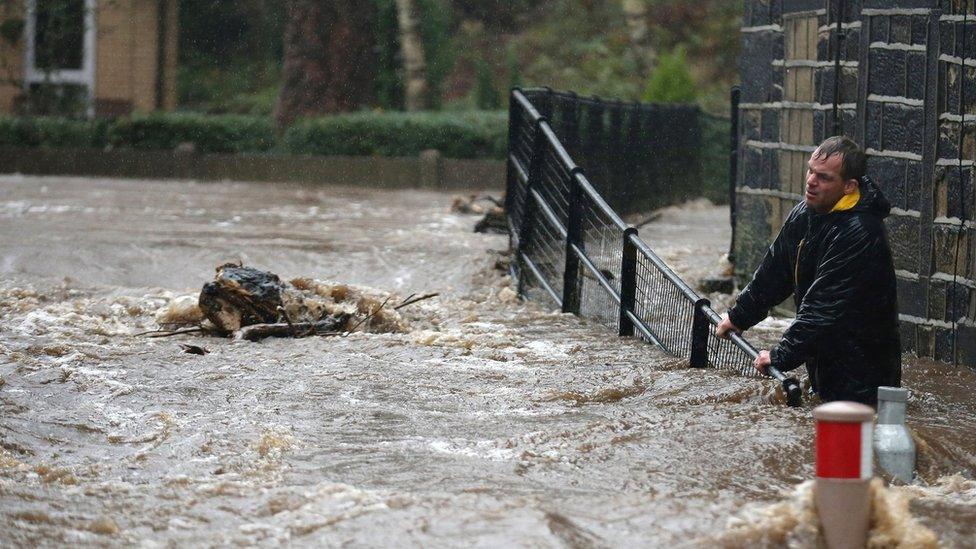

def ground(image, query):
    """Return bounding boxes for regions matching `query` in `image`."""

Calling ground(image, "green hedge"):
[282,111,507,159]
[107,113,275,154]
[0,111,509,159]
[0,117,109,148]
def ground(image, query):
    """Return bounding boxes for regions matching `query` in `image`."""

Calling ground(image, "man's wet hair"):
[814,135,866,181]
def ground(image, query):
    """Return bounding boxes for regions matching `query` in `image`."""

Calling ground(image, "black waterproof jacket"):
[728,177,901,404]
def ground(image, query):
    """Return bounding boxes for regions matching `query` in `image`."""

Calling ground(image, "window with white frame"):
[23,0,95,116]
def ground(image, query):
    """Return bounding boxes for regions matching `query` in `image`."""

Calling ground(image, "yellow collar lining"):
[829,188,861,213]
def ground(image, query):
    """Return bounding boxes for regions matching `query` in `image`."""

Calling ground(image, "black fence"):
[515,88,704,215]
[505,87,802,405]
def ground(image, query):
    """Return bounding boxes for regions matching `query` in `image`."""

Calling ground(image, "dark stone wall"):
[736,0,976,366]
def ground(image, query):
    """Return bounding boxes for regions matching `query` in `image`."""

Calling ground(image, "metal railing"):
[506,87,801,406]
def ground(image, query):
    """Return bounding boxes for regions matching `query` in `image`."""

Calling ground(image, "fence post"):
[516,115,547,298]
[690,298,711,368]
[505,88,521,222]
[619,227,639,337]
[728,86,740,264]
[562,170,584,314]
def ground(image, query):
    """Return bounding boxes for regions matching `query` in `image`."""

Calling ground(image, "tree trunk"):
[394,0,427,111]
[275,0,377,129]
[622,0,653,73]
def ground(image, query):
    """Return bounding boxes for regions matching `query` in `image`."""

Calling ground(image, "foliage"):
[282,110,507,159]
[374,0,404,110]
[473,57,501,110]
[107,113,275,154]
[506,45,522,91]
[0,111,507,159]
[0,116,108,148]
[642,47,697,104]
[177,1,285,113]
[416,0,453,108]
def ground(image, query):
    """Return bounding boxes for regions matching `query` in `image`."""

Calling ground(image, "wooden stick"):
[141,327,207,338]
[394,292,439,310]
[234,316,347,341]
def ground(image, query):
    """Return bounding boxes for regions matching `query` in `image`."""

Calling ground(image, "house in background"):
[0,0,178,117]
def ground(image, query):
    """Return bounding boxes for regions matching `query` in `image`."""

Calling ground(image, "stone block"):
[871,15,888,43]
[840,66,859,104]
[882,104,924,155]
[865,102,883,149]
[733,194,774,280]
[869,48,907,97]
[927,277,947,320]
[964,66,976,115]
[761,109,780,141]
[842,109,857,138]
[915,324,935,358]
[910,15,928,46]
[741,31,784,103]
[899,319,917,354]
[939,20,954,57]
[869,156,906,198]
[946,64,961,115]
[742,0,775,27]
[890,15,912,44]
[933,224,969,276]
[876,168,905,209]
[781,0,822,15]
[956,323,976,366]
[938,120,959,160]
[816,67,832,104]
[742,147,763,188]
[934,326,955,363]
[764,148,780,189]
[742,109,761,141]
[886,214,920,272]
[845,27,861,60]
[813,109,825,141]
[907,52,926,100]
[906,161,923,211]
[897,276,927,318]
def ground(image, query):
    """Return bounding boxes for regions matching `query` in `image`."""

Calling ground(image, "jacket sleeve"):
[727,208,802,331]
[769,222,878,372]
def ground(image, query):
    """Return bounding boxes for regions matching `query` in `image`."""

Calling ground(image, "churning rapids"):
[0,175,973,547]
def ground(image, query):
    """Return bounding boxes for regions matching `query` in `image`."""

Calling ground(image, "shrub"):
[642,47,698,104]
[473,58,501,110]
[107,112,275,153]
[0,110,509,159]
[0,117,109,148]
[283,110,507,159]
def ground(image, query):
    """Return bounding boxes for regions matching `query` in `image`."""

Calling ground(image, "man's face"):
[805,150,854,213]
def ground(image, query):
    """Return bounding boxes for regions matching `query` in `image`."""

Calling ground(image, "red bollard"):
[813,401,874,549]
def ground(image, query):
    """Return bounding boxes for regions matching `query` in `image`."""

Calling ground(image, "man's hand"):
[754,350,771,376]
[715,314,741,340]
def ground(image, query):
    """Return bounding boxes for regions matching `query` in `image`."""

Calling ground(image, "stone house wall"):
[736,0,976,366]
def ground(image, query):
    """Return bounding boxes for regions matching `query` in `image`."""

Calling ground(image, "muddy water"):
[0,175,973,547]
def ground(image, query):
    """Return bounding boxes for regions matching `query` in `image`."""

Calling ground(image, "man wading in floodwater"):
[716,136,901,405]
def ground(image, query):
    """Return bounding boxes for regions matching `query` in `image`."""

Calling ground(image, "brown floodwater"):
[0,175,973,547]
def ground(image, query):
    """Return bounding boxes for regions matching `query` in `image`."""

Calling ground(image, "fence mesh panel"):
[577,183,624,331]
[631,249,694,356]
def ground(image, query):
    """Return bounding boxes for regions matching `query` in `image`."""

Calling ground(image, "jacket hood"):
[852,176,891,218]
